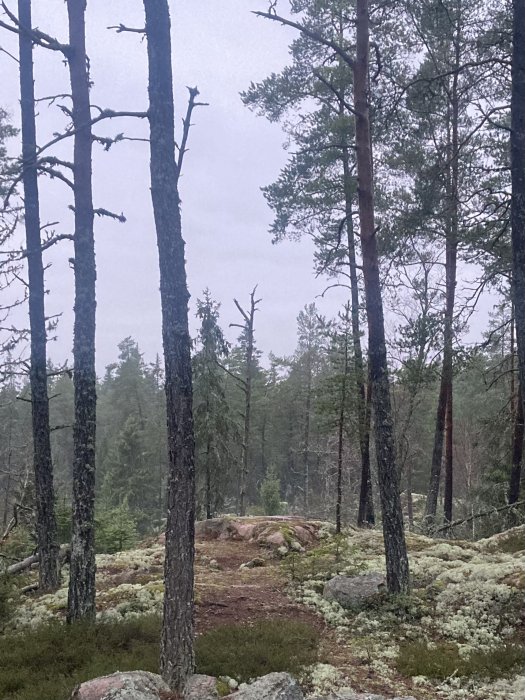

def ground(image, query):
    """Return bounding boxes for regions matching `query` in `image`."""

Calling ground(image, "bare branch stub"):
[93,208,126,223]
[107,23,146,35]
[176,86,209,182]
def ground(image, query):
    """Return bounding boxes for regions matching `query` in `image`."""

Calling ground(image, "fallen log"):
[5,544,70,575]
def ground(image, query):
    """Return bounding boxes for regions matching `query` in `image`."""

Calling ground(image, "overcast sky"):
[1,0,493,373]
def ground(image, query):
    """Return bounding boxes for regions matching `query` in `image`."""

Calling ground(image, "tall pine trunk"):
[353,0,409,593]
[335,334,349,534]
[337,35,374,527]
[66,0,97,622]
[425,24,460,527]
[509,383,524,504]
[18,0,59,592]
[511,0,525,430]
[144,0,196,690]
[341,145,374,527]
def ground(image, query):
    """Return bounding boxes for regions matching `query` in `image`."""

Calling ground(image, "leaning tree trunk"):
[18,0,59,592]
[144,0,196,691]
[511,0,525,428]
[66,0,97,622]
[353,0,409,593]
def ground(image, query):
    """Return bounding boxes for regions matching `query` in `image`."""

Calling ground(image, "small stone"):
[184,674,219,699]
[233,672,303,699]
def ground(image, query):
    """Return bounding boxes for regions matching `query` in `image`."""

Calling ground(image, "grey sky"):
[1,0,492,373]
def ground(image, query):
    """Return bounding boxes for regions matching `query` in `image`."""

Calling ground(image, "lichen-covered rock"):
[239,557,266,569]
[70,671,170,700]
[184,674,219,699]
[323,573,385,608]
[235,672,304,699]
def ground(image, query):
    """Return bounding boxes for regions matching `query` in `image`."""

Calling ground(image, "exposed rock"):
[323,573,385,608]
[264,530,288,548]
[194,517,328,552]
[235,672,304,699]
[311,694,416,700]
[184,674,219,699]
[70,671,170,700]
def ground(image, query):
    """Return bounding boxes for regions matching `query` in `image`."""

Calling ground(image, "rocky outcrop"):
[310,694,416,700]
[194,517,331,554]
[234,672,304,699]
[323,573,385,608]
[70,670,419,700]
[70,671,170,700]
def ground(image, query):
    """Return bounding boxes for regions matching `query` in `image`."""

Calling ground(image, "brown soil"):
[192,531,430,700]
[194,538,324,634]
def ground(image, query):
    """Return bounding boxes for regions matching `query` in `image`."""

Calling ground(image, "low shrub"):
[0,616,320,698]
[282,534,365,583]
[196,619,319,682]
[396,639,525,680]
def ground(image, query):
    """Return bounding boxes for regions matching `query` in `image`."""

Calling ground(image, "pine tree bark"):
[341,142,374,527]
[353,0,409,593]
[511,0,525,431]
[335,335,349,534]
[66,0,97,622]
[509,383,524,504]
[18,0,59,593]
[143,0,196,690]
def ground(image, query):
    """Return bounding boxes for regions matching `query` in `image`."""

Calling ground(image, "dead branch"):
[435,500,525,534]
[253,10,355,71]
[176,86,208,182]
[0,2,69,53]
[94,208,126,223]
[108,23,146,35]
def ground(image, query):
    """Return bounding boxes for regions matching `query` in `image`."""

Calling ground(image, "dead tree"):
[143,0,199,690]
[256,0,410,593]
[231,287,261,517]
[16,0,59,592]
[66,0,97,622]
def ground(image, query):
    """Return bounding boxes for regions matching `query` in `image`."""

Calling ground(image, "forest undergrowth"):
[1,518,524,700]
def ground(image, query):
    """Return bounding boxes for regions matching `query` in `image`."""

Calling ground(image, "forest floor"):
[3,517,525,700]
